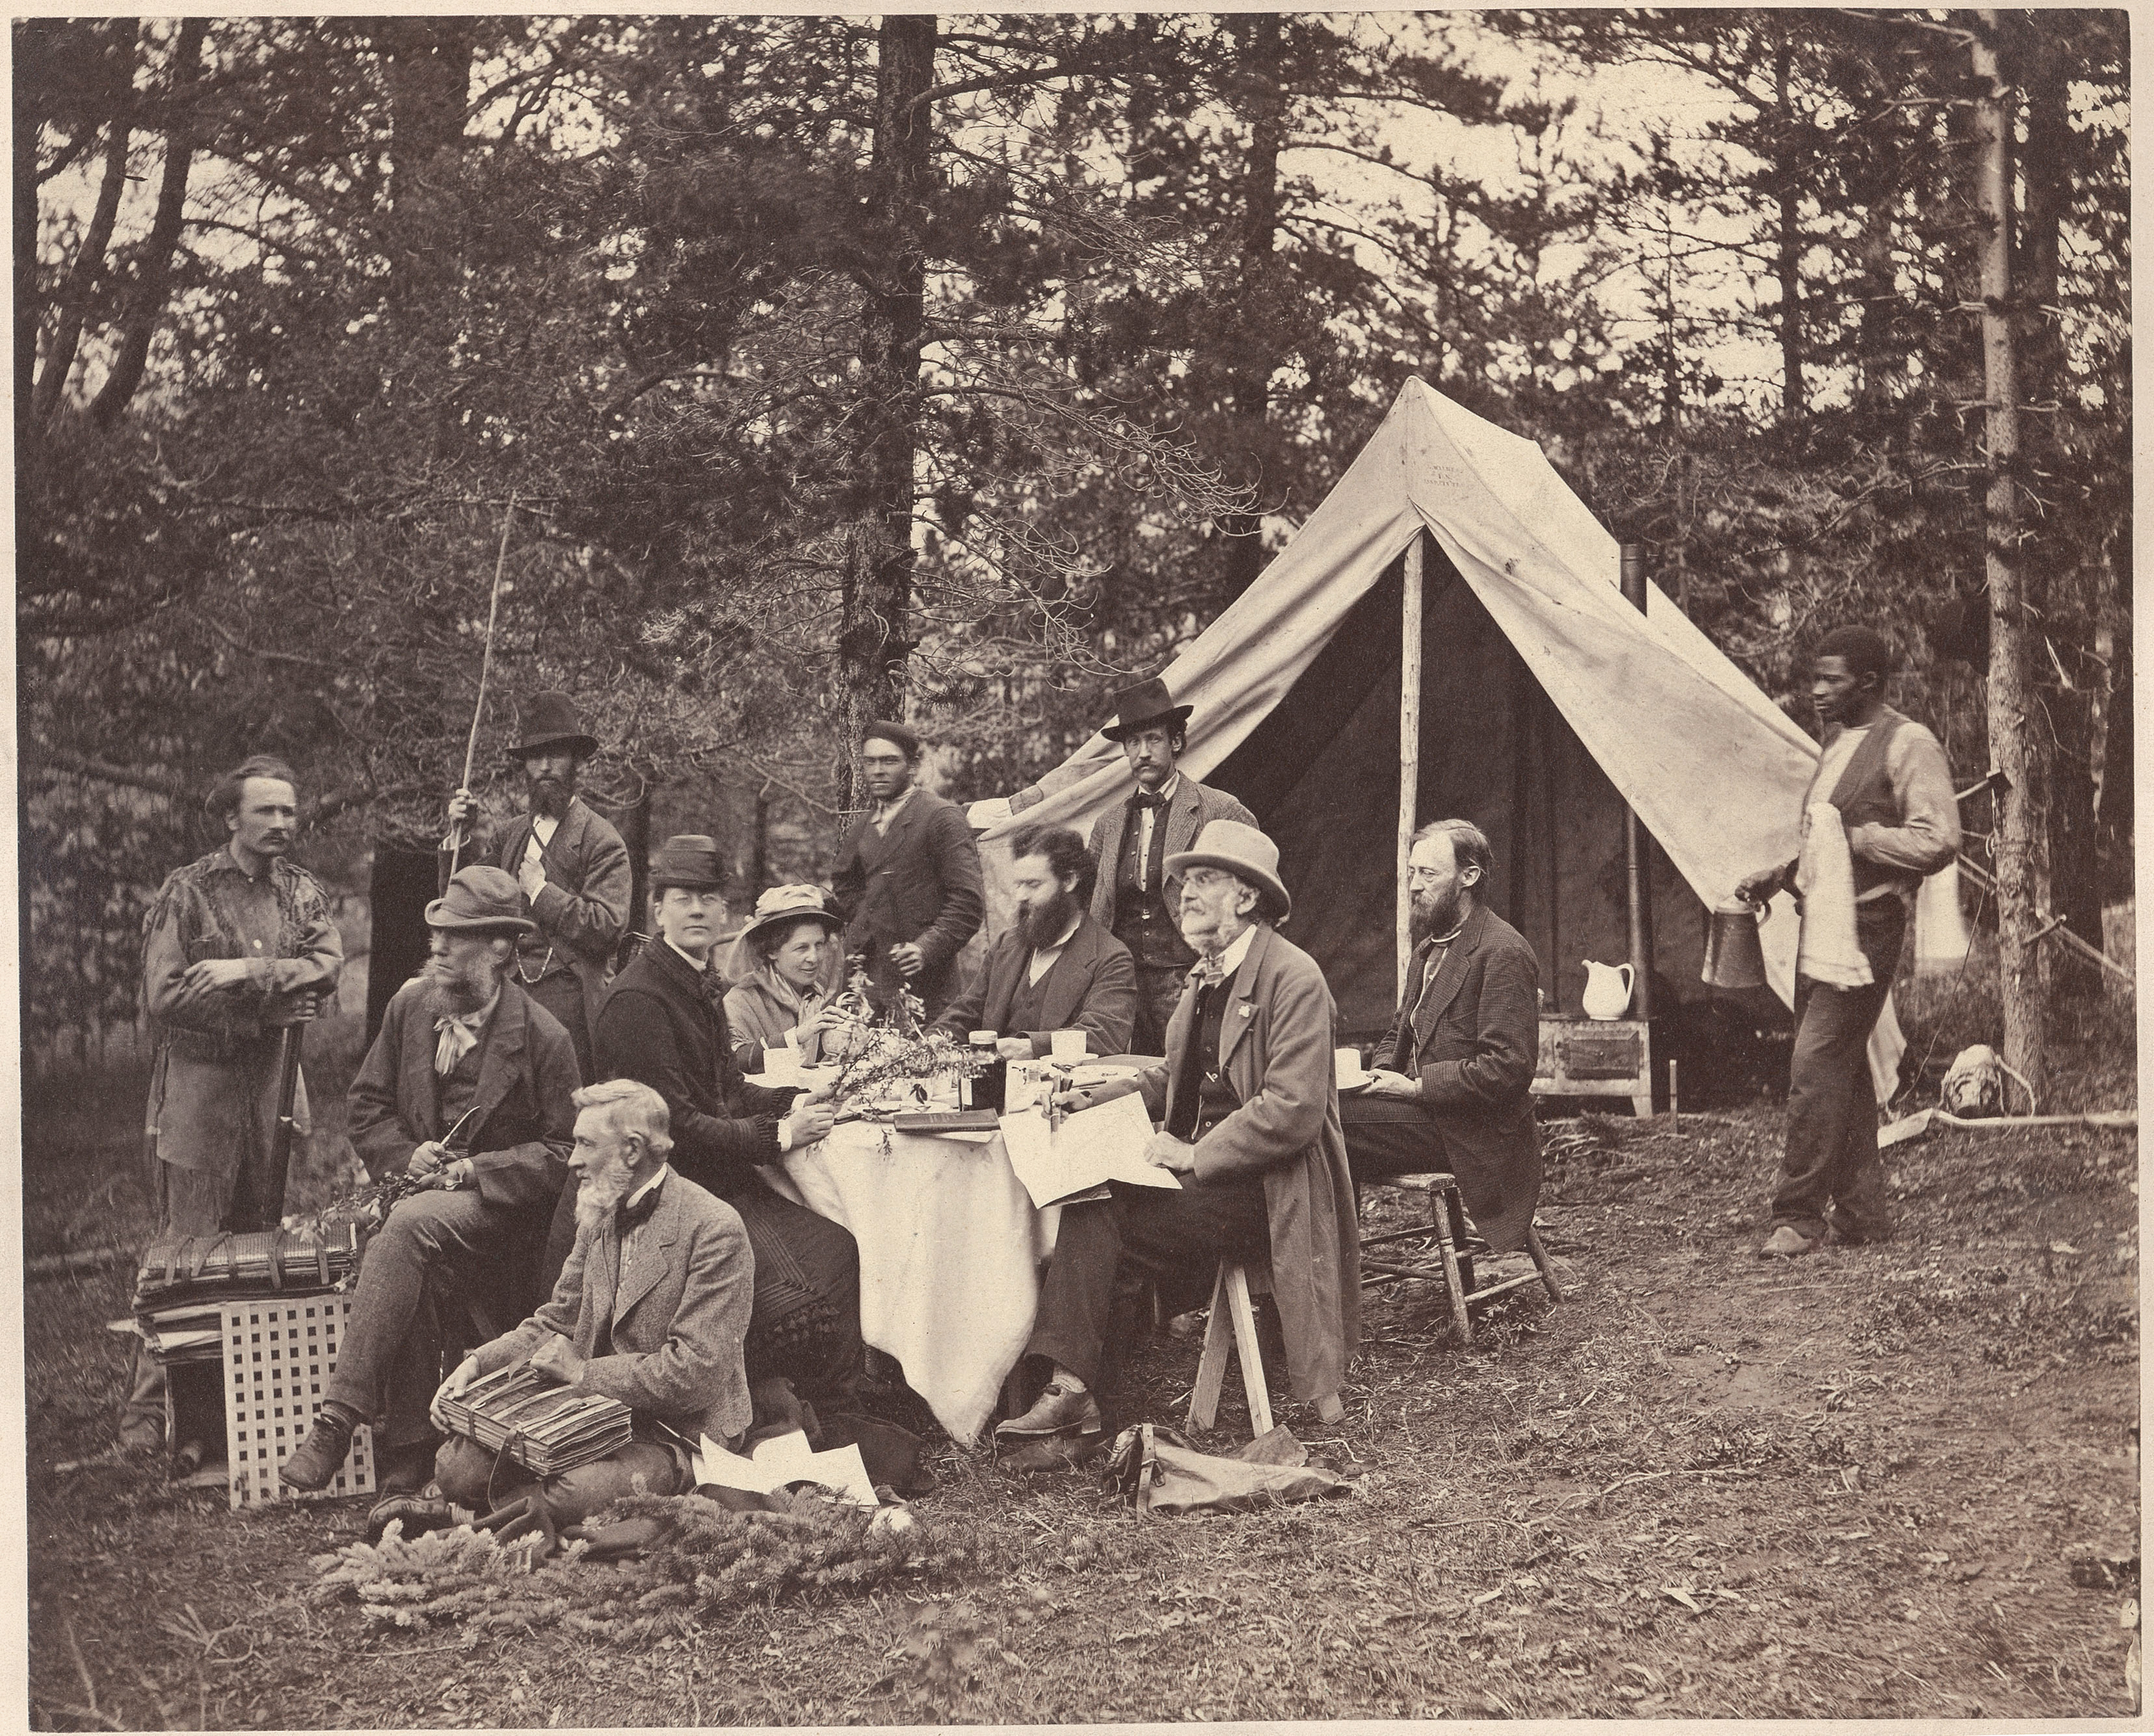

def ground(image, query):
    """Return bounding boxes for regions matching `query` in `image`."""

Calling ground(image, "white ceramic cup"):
[1049,1028,1088,1064]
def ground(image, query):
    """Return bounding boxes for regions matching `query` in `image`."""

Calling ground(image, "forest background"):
[18,9,2132,1083]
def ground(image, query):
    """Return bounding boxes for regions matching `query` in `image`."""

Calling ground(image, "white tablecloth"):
[772,1125,1060,1443]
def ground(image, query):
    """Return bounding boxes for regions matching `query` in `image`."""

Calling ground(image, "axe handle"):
[265,1023,305,1221]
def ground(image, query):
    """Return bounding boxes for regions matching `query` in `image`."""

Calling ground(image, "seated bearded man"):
[429,1078,755,1530]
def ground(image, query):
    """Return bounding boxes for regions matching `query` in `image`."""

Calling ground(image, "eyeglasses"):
[1180,868,1237,890]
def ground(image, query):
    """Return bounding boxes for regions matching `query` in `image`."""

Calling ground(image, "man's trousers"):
[1023,1174,1269,1394]
[1768,898,1906,1243]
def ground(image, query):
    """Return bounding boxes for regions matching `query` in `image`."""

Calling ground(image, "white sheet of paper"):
[693,1428,879,1507]
[998,1089,1181,1211]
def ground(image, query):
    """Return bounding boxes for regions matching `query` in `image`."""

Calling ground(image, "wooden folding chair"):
[1186,1257,1345,1438]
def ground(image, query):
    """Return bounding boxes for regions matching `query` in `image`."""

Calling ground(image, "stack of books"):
[435,1362,635,1477]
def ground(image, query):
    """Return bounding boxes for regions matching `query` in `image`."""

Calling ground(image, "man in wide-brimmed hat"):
[443,690,630,1081]
[1033,676,1257,1055]
[281,866,581,1502]
[830,720,985,1021]
[996,820,1358,1444]
[580,835,867,1422]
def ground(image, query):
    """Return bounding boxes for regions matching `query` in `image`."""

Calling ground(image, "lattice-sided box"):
[221,1297,375,1509]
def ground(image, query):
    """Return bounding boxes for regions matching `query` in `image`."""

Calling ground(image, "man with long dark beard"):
[443,691,630,1082]
[932,825,1137,1059]
[428,1079,755,1529]
[1341,819,1543,1256]
[280,867,579,1497]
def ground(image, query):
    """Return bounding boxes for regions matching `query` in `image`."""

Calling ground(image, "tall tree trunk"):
[31,20,139,425]
[380,17,475,459]
[1219,11,1282,603]
[842,14,936,806]
[1971,13,2047,1099]
[1772,29,1804,419]
[90,16,207,425]
[14,49,43,440]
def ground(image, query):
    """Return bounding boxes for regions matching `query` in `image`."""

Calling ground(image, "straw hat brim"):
[742,906,844,947]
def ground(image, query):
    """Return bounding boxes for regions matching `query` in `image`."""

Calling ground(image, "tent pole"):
[1397,531,1425,996]
[1620,544,1656,1021]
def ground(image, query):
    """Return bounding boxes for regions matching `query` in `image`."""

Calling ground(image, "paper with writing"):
[998,1089,1181,1210]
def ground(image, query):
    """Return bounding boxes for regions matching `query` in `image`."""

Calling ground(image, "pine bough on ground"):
[310,1492,979,1643]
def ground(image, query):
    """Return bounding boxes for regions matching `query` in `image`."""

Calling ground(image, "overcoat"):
[1380,902,1542,1252]
[473,1170,755,1446]
[932,912,1138,1058]
[829,788,985,1015]
[1134,923,1359,1404]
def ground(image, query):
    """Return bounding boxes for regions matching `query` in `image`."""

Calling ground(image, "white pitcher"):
[1580,959,1635,1021]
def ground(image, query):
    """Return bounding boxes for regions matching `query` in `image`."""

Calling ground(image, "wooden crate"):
[1532,1015,1654,1118]
[221,1297,374,1509]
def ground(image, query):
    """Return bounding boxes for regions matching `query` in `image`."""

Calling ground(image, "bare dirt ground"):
[24,1009,2140,1728]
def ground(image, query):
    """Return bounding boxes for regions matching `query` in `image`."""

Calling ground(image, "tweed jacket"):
[1133,923,1360,1404]
[932,911,1138,1058]
[444,796,632,1024]
[473,1170,755,1447]
[593,940,798,1200]
[348,976,581,1215]
[1085,777,1258,936]
[829,786,986,1014]
[1380,902,1542,1252]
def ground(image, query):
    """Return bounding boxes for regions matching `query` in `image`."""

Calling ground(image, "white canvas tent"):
[975,377,1903,1102]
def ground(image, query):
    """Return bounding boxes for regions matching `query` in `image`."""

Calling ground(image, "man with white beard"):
[280,866,580,1497]
[427,1078,755,1528]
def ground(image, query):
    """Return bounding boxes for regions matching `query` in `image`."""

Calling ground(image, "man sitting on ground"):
[933,824,1137,1060]
[1342,819,1542,1256]
[428,1079,755,1529]
[995,821,1357,1442]
[281,867,579,1496]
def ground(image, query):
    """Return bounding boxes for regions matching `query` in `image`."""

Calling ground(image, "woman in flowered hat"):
[722,885,851,1072]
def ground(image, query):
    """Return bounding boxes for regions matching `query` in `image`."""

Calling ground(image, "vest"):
[1167,976,1243,1141]
[433,1027,486,1133]
[1114,803,1193,970]
[1004,956,1055,1037]
[1824,710,1915,900]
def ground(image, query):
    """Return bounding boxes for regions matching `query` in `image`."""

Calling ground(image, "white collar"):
[875,783,917,816]
[625,1163,670,1213]
[664,938,716,975]
[1193,922,1258,984]
[1035,913,1082,957]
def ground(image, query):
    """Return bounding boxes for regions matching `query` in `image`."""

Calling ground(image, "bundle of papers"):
[998,1090,1182,1211]
[111,1309,227,1365]
[436,1362,635,1477]
[693,1428,878,1507]
[133,1224,362,1309]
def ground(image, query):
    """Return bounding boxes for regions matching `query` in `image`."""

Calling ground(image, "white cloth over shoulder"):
[1794,801,1873,988]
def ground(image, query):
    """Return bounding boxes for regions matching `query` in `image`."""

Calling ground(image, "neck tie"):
[1131,789,1167,812]
[617,1177,665,1237]
[434,1010,485,1075]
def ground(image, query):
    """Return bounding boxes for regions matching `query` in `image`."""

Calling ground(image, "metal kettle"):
[1701,899,1768,989]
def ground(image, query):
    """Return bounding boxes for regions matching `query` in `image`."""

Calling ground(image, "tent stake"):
[1397,531,1425,994]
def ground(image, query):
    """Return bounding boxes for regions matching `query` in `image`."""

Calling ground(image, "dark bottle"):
[969,1031,1006,1113]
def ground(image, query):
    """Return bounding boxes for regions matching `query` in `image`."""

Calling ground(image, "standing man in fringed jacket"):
[444,690,630,1082]
[1012,677,1257,1056]
[117,754,344,1452]
[830,721,985,1022]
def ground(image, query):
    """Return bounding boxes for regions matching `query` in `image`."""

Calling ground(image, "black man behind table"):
[280,865,580,1498]
[117,755,345,1452]
[829,721,985,1021]
[1734,625,1958,1259]
[443,689,631,1082]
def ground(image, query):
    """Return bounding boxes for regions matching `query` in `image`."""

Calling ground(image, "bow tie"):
[1130,789,1168,813]
[617,1177,665,1236]
[433,1010,487,1075]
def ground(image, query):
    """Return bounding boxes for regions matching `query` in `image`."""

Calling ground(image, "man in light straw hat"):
[443,690,630,1081]
[996,819,1358,1442]
[282,865,581,1498]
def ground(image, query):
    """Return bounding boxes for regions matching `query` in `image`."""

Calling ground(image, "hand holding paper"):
[999,1089,1180,1210]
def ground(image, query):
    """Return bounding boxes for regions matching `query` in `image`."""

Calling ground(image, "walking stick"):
[264,1021,305,1223]
[444,491,518,875]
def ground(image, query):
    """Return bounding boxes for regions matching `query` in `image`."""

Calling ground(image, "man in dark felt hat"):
[574,835,868,1423]
[830,721,985,1021]
[281,866,581,1501]
[443,690,630,1082]
[1016,676,1258,1055]
[1734,625,1958,1259]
